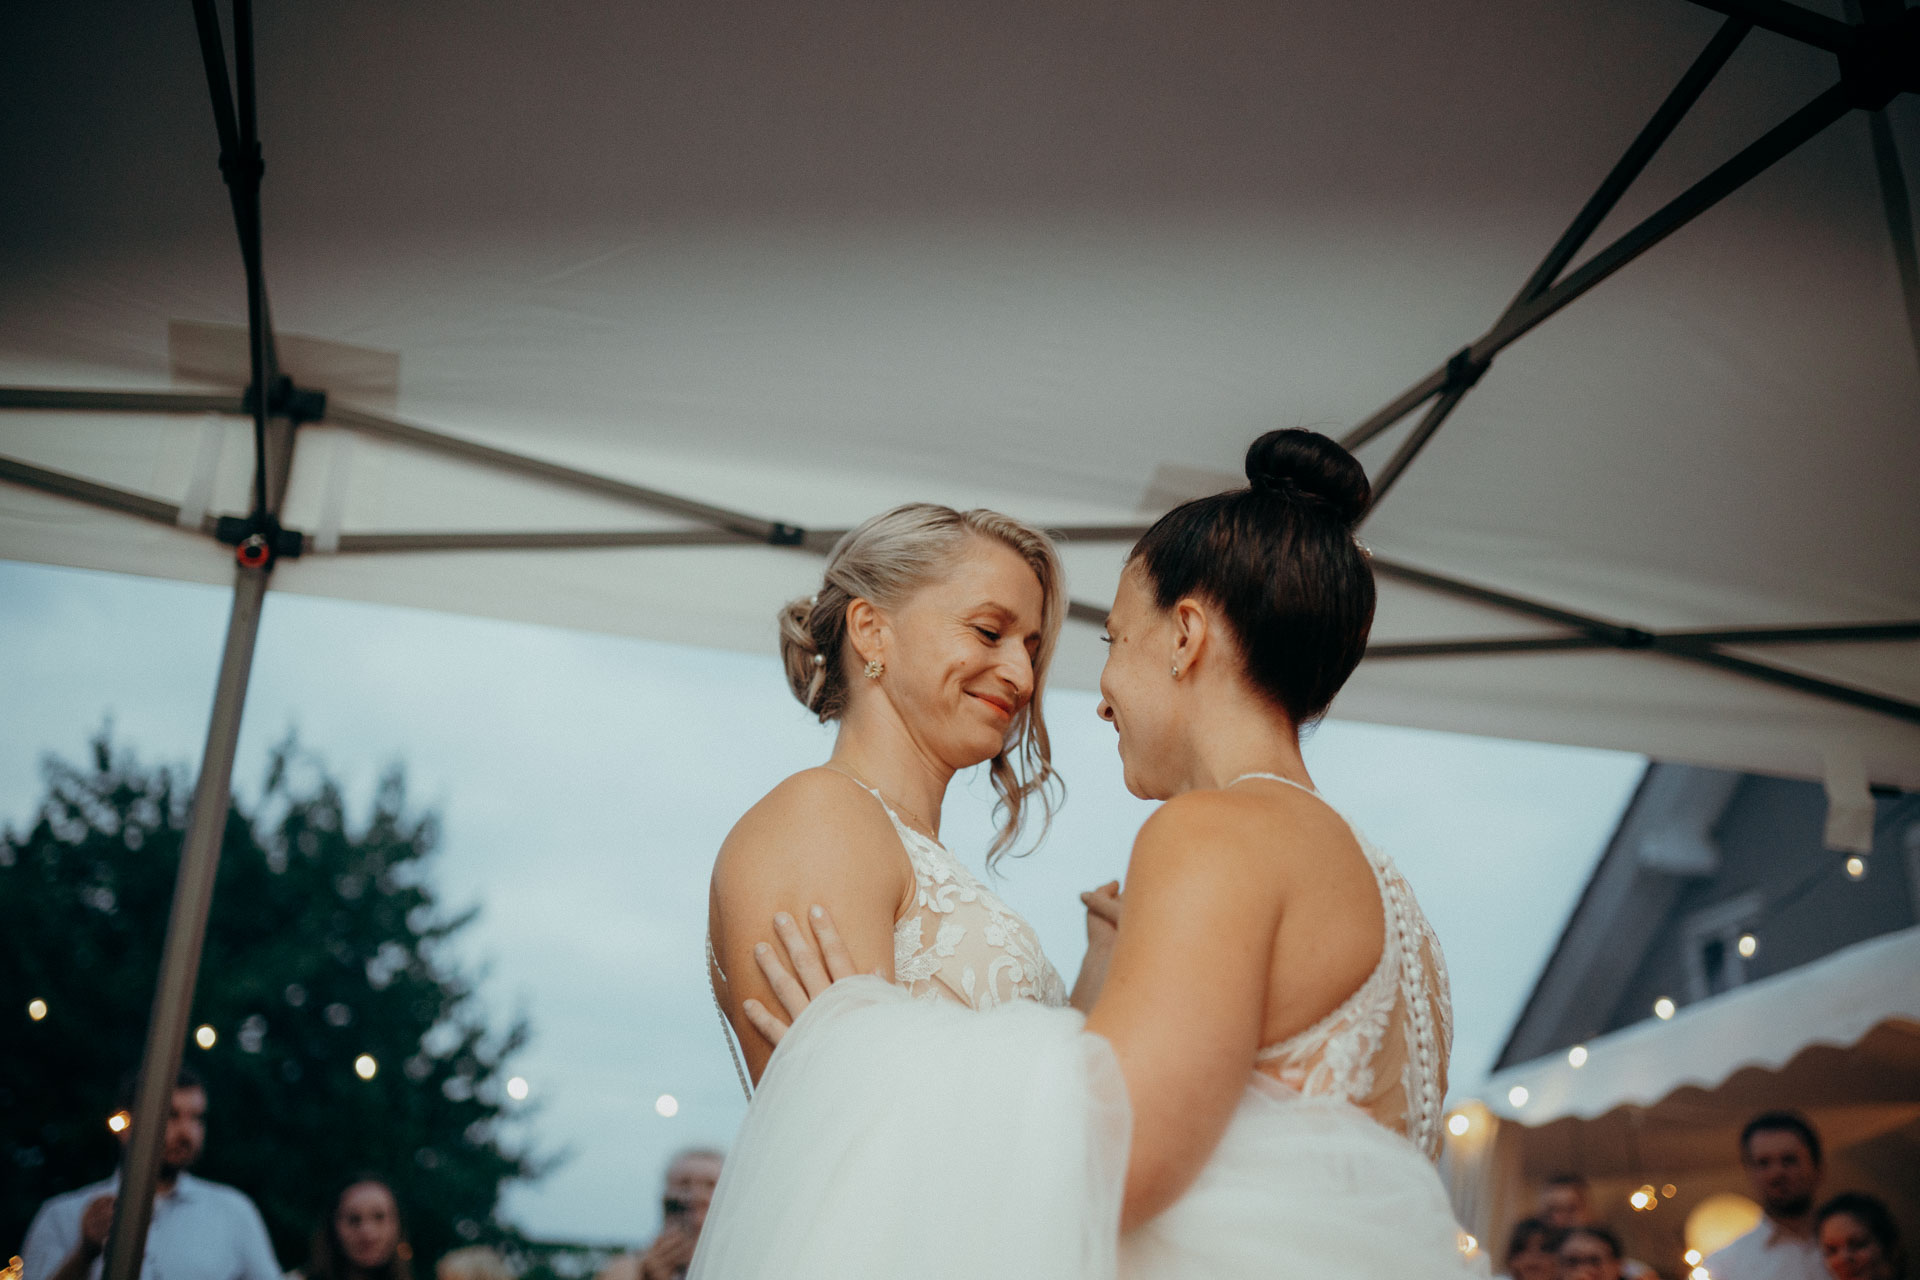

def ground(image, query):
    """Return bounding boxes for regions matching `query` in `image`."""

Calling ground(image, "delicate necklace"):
[826,761,939,838]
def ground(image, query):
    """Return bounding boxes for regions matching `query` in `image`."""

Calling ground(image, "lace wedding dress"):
[688,778,1480,1279]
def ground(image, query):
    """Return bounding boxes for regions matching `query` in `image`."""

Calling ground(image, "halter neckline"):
[1228,771,1319,796]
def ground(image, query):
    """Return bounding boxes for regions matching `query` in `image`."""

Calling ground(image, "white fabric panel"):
[1,0,1915,784]
[1474,926,1920,1125]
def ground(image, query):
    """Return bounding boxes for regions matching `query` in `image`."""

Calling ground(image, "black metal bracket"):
[214,511,303,568]
[767,522,806,546]
[1442,347,1490,394]
[241,375,327,425]
[1839,7,1920,110]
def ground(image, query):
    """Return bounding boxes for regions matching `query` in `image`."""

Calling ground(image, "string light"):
[194,1025,217,1049]
[1691,1267,1712,1280]
[1663,1184,1679,1199]
[1448,1113,1471,1137]
[1567,1044,1588,1068]
[107,1111,131,1134]
[655,1094,679,1117]
[354,1054,378,1080]
[1654,997,1676,1020]
[1631,1190,1651,1210]
[1685,1251,1703,1266]
[1845,856,1867,880]
[1458,1234,1480,1257]
[1508,1085,1530,1107]
[506,1076,529,1101]
[27,1000,47,1021]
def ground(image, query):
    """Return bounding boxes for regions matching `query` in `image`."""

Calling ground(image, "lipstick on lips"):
[970,690,1014,720]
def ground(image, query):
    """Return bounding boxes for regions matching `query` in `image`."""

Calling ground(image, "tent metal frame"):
[0,3,1913,1272]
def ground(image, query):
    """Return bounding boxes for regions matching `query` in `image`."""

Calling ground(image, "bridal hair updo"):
[1129,428,1375,725]
[779,503,1067,859]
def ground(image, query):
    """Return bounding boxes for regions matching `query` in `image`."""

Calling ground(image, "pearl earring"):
[1170,664,1180,679]
[864,659,884,680]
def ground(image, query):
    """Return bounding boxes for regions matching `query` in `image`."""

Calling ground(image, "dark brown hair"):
[1506,1218,1565,1268]
[307,1174,413,1280]
[1129,429,1374,724]
[1742,1110,1822,1166]
[1561,1226,1623,1261]
[1818,1193,1905,1278]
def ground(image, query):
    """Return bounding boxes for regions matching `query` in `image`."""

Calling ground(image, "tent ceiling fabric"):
[3,0,1917,783]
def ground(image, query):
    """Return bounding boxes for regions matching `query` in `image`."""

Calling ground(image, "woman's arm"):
[1082,792,1291,1231]
[1069,880,1121,1013]
[709,769,910,1081]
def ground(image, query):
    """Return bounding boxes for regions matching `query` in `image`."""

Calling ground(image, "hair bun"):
[1245,429,1370,526]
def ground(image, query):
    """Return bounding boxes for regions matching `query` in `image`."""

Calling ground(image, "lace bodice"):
[863,787,1069,1011]
[1242,775,1454,1158]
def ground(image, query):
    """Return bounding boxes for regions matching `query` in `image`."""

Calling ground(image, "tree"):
[2,733,539,1265]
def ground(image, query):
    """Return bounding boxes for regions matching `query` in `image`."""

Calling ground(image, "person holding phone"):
[596,1149,724,1280]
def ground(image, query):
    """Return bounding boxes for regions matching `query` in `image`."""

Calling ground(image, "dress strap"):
[707,932,755,1102]
[1228,771,1319,797]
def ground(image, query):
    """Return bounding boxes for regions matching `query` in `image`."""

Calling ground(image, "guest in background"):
[305,1176,411,1280]
[595,1149,724,1280]
[1560,1226,1627,1280]
[1706,1112,1827,1280]
[1540,1175,1595,1232]
[1816,1193,1903,1280]
[435,1247,514,1280]
[20,1065,281,1280]
[1537,1174,1652,1279]
[1499,1217,1562,1280]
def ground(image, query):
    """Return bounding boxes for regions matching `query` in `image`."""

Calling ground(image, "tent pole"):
[1680,0,1857,53]
[101,564,270,1280]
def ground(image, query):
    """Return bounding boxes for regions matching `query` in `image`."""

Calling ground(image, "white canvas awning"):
[3,0,1917,787]
[1441,927,1920,1259]
[1479,924,1920,1128]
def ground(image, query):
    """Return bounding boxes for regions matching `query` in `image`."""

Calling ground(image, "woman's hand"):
[738,904,860,1046]
[1082,879,1122,941]
[1070,880,1123,1012]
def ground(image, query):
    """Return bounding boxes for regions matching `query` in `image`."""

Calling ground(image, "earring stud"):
[1170,664,1180,679]
[864,659,884,680]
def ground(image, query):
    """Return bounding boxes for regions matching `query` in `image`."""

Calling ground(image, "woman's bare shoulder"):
[1134,783,1353,874]
[712,767,906,890]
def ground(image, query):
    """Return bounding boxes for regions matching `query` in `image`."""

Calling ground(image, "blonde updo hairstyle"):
[779,503,1066,861]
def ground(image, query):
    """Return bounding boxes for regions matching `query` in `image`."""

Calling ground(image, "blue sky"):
[0,558,1644,1244]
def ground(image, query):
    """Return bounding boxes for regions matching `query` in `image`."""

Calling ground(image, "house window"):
[1681,892,1763,1002]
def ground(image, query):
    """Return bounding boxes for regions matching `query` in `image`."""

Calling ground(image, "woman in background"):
[1818,1193,1905,1280]
[305,1176,411,1280]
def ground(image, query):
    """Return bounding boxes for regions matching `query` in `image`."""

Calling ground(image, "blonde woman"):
[704,502,1078,1087]
[699,433,1480,1279]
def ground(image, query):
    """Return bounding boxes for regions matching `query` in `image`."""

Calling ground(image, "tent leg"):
[101,560,269,1280]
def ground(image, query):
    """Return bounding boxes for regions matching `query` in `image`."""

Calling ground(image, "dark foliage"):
[2,733,539,1266]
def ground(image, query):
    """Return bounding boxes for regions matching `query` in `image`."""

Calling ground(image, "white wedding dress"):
[688,777,1482,1279]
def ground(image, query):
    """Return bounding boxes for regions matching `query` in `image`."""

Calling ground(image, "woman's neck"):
[831,703,955,837]
[1173,691,1310,796]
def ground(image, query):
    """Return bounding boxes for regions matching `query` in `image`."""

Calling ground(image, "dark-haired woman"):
[1819,1193,1904,1280]
[1499,1218,1564,1280]
[304,1177,412,1280]
[692,430,1478,1279]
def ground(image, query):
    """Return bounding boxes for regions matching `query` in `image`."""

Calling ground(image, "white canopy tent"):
[1442,926,1920,1270]
[2,1,1917,1272]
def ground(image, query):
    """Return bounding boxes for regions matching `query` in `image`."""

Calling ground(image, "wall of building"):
[1605,780,1920,1037]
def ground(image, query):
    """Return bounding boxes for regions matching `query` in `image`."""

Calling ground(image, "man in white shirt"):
[21,1066,282,1280]
[1703,1111,1828,1280]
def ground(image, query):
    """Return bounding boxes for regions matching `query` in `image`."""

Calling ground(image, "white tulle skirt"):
[688,977,1482,1279]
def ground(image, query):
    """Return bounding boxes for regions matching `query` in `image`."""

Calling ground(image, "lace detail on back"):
[859,787,1068,1011]
[1238,774,1454,1158]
